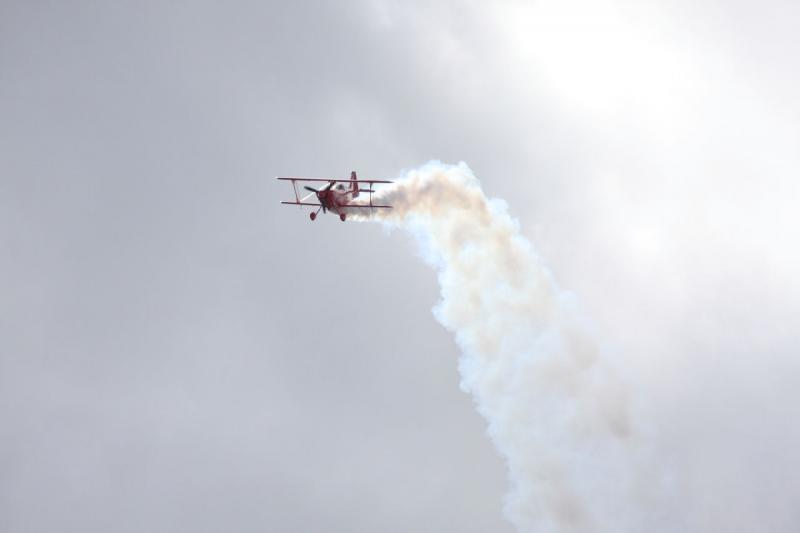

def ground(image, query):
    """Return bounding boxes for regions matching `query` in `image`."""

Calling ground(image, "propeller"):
[303,182,334,213]
[301,186,318,204]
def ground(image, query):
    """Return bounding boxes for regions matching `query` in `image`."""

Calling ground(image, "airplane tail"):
[351,171,359,198]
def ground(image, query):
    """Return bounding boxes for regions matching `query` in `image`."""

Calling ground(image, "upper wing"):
[276,177,393,184]
[281,201,322,207]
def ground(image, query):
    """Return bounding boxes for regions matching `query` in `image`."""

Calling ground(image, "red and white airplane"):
[277,171,393,221]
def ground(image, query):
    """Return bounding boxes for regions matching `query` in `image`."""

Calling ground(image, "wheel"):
[310,212,317,221]
[339,213,346,222]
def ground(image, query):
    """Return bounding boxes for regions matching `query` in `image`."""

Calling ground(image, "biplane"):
[277,171,393,221]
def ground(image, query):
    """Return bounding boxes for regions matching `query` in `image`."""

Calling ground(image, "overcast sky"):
[2,1,799,532]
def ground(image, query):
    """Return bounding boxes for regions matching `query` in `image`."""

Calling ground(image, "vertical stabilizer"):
[350,171,359,198]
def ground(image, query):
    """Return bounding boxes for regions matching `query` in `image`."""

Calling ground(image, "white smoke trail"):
[352,162,656,532]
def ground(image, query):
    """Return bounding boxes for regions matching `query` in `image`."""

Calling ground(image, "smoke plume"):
[353,162,654,532]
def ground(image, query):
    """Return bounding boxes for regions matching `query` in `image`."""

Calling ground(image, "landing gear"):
[339,213,347,222]
[310,212,317,221]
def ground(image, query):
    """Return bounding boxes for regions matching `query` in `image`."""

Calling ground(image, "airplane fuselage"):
[312,184,355,221]
[317,184,352,213]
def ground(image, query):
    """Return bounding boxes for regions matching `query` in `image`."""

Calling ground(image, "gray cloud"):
[2,1,799,531]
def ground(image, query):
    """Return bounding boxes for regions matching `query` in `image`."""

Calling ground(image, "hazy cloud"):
[2,1,799,531]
